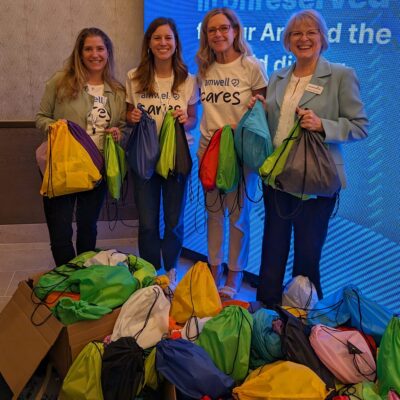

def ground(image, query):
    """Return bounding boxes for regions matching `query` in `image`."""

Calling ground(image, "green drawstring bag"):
[377,316,400,397]
[69,265,139,309]
[59,342,104,400]
[127,254,157,288]
[197,305,253,382]
[143,347,159,391]
[104,134,127,200]
[53,298,112,325]
[156,111,176,179]
[216,125,239,193]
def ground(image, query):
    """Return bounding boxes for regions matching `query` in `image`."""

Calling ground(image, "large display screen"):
[145,1,400,311]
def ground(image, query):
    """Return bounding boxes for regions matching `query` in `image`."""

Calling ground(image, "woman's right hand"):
[247,94,266,109]
[127,107,142,124]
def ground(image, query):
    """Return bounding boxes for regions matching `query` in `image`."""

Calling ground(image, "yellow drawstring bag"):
[170,261,222,324]
[40,120,102,198]
[232,361,329,400]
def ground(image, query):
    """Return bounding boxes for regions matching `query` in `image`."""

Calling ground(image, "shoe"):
[166,268,177,292]
[218,270,243,300]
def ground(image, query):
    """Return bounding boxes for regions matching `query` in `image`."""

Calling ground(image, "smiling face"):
[149,24,176,62]
[81,35,108,76]
[206,13,237,59]
[289,19,322,64]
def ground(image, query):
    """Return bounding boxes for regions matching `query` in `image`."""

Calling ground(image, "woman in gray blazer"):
[255,10,368,308]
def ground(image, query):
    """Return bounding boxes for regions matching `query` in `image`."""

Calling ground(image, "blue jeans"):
[132,172,187,271]
[257,185,337,307]
[42,180,107,266]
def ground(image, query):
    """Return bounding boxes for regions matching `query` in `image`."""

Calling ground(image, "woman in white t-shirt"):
[196,8,268,299]
[36,28,126,267]
[126,17,198,290]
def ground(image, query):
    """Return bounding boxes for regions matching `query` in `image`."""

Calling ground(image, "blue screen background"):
[145,0,400,312]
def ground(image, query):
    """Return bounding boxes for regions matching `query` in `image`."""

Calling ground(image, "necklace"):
[154,73,174,117]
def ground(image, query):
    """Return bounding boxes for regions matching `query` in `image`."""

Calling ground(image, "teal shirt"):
[35,71,126,138]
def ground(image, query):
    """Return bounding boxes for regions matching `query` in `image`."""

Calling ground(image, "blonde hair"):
[131,18,188,96]
[56,27,123,101]
[196,8,252,78]
[282,9,329,53]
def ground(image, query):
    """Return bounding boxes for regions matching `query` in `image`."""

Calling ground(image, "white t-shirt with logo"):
[199,55,268,142]
[126,70,199,134]
[85,84,111,151]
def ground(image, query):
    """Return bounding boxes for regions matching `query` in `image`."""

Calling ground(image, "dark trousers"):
[132,172,187,271]
[43,180,107,266]
[257,185,337,307]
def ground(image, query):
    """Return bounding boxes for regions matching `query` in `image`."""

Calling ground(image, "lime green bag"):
[259,118,301,189]
[377,316,400,397]
[216,125,239,193]
[104,134,127,200]
[59,342,104,400]
[156,111,176,179]
[197,305,253,382]
[127,254,157,288]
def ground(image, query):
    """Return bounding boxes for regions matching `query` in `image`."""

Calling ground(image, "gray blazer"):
[265,56,369,188]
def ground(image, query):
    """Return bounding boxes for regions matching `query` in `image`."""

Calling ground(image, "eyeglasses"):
[207,24,231,36]
[290,29,320,39]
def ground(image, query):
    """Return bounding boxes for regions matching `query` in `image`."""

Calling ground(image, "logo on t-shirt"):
[202,77,241,105]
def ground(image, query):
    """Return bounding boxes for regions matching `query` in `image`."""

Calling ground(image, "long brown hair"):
[196,8,252,79]
[56,27,123,101]
[131,17,188,95]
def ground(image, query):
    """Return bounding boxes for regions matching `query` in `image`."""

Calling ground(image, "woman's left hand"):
[107,127,122,142]
[296,107,324,132]
[172,108,188,125]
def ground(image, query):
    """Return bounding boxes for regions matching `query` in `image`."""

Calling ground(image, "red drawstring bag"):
[199,128,223,192]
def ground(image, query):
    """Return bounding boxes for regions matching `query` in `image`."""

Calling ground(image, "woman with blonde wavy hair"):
[196,8,268,299]
[36,27,126,266]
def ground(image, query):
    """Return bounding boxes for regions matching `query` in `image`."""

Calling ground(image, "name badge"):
[305,83,323,95]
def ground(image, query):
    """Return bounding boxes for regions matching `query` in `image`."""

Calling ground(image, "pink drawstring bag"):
[310,324,376,384]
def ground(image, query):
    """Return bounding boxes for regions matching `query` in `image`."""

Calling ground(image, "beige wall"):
[0,0,144,120]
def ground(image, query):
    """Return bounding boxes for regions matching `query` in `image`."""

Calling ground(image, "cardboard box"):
[0,278,120,399]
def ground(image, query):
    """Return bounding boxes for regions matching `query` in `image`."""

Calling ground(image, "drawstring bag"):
[156,110,176,179]
[40,120,103,198]
[309,324,376,384]
[276,306,336,389]
[104,134,127,200]
[216,125,240,193]
[235,99,273,171]
[197,305,253,382]
[181,316,212,342]
[275,128,341,197]
[126,105,159,180]
[259,118,301,191]
[233,361,329,399]
[199,128,223,192]
[250,308,283,369]
[101,337,145,400]
[170,261,222,324]
[282,275,319,311]
[377,316,400,397]
[156,339,234,399]
[111,285,170,349]
[126,254,157,287]
[174,119,192,177]
[59,341,104,400]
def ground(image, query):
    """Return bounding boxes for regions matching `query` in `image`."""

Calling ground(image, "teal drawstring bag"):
[156,110,176,179]
[216,125,240,193]
[250,308,283,369]
[197,305,253,382]
[59,342,104,400]
[235,100,273,171]
[104,134,127,200]
[377,316,400,397]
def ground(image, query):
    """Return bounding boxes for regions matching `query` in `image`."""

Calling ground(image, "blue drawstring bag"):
[250,308,283,369]
[235,100,273,171]
[126,105,159,180]
[307,285,393,344]
[156,339,234,399]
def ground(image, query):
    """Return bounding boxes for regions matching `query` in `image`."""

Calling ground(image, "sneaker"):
[166,268,178,292]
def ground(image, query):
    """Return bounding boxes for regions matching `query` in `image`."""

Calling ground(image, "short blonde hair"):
[282,9,329,53]
[196,7,252,78]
